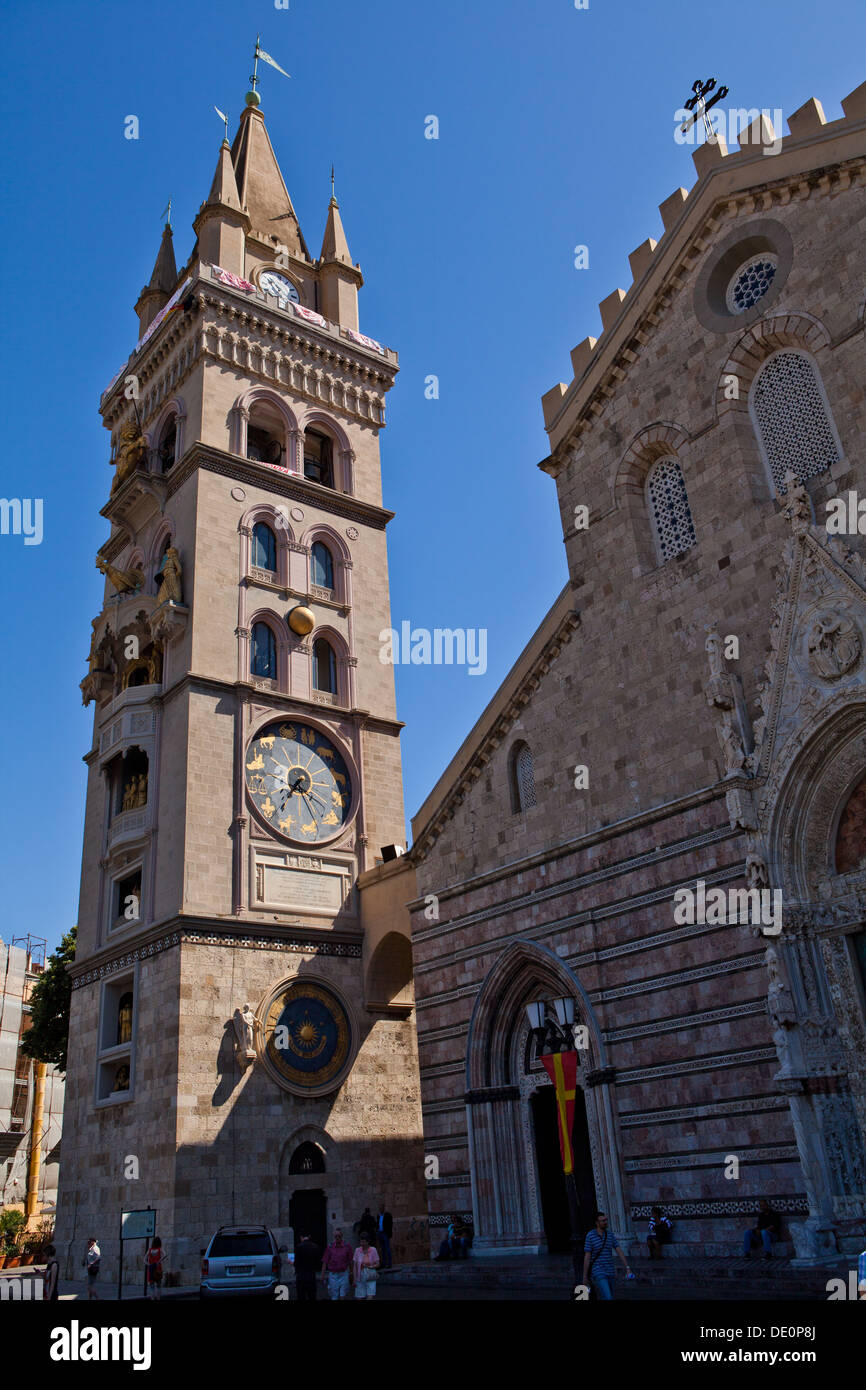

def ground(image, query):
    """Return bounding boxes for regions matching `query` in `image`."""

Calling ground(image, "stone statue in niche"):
[111,421,149,494]
[159,547,183,605]
[806,611,861,680]
[718,713,747,777]
[780,469,811,533]
[746,855,770,890]
[704,629,735,711]
[233,1004,257,1064]
[766,947,797,1073]
[121,770,148,813]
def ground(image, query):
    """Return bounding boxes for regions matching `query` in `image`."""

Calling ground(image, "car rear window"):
[209,1232,272,1257]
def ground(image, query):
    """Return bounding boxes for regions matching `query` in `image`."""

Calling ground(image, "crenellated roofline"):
[540,81,866,468]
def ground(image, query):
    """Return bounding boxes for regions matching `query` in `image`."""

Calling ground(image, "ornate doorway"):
[530,1085,596,1251]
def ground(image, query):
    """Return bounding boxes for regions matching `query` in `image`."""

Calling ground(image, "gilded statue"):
[111,421,149,493]
[96,555,144,595]
[159,546,183,604]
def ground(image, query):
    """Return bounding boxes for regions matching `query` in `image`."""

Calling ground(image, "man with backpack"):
[582,1211,632,1300]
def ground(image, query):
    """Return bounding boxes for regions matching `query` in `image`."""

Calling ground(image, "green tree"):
[20,926,76,1072]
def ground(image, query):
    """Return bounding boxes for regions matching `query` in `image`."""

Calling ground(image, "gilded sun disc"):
[263,981,352,1092]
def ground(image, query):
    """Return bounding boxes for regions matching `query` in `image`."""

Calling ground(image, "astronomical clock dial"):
[245,721,352,843]
[262,979,353,1094]
[259,269,300,303]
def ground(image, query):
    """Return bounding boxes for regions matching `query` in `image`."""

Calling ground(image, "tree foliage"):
[20,926,76,1072]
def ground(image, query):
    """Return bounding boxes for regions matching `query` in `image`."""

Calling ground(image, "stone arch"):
[464,940,626,1251]
[466,939,606,1090]
[231,385,300,462]
[715,310,832,424]
[366,932,413,1008]
[298,408,355,493]
[612,422,693,573]
[278,1125,340,1226]
[766,699,866,900]
[147,396,186,471]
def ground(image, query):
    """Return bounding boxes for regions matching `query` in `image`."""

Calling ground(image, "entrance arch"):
[279,1125,340,1252]
[464,939,625,1255]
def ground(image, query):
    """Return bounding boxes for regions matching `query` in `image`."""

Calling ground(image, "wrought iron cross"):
[680,78,729,141]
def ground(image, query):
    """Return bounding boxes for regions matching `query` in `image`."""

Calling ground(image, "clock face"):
[245,721,352,842]
[263,979,353,1093]
[259,270,300,304]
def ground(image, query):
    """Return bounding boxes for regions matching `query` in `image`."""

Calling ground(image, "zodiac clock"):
[245,721,353,843]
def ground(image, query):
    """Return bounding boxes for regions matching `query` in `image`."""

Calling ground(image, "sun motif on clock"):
[245,721,353,843]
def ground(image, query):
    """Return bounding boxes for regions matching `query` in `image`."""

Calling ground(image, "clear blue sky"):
[0,0,862,953]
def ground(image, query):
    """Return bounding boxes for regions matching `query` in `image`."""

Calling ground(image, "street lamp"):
[525,997,584,1282]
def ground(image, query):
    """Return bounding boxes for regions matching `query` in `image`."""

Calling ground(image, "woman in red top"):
[145,1237,164,1300]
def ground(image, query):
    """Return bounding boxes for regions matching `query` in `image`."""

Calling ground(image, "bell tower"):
[57,86,426,1283]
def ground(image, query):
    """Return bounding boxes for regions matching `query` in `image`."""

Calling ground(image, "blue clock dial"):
[245,721,352,843]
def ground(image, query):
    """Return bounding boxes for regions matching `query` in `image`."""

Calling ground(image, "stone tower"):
[57,91,426,1285]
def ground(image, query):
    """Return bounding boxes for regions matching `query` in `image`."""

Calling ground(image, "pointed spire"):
[320,180,353,265]
[207,139,242,211]
[230,104,308,258]
[148,223,177,295]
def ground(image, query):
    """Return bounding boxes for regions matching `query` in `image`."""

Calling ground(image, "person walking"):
[84,1237,101,1300]
[144,1237,164,1300]
[582,1212,632,1300]
[352,1233,380,1301]
[42,1244,60,1302]
[294,1234,321,1302]
[377,1203,393,1268]
[321,1228,353,1300]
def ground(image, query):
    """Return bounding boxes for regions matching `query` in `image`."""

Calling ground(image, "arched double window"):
[303,430,334,488]
[251,622,277,680]
[646,458,696,562]
[750,350,841,494]
[252,521,277,573]
[312,638,337,694]
[311,541,335,590]
[509,741,537,813]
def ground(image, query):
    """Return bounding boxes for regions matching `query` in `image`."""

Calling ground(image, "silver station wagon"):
[200,1225,286,1298]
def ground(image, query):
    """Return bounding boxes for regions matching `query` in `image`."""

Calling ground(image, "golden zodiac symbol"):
[247,753,265,771]
[259,734,275,749]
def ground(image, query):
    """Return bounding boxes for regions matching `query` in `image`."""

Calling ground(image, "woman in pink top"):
[352,1233,380,1300]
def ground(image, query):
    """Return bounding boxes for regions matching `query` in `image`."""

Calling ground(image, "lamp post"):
[526,996,584,1282]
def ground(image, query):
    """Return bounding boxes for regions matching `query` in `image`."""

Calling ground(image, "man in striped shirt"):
[582,1212,632,1300]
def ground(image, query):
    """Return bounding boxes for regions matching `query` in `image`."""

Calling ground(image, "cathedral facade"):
[406,84,866,1261]
[56,93,426,1284]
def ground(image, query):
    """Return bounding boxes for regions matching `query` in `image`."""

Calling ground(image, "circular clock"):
[259,269,300,304]
[262,978,353,1094]
[245,720,353,842]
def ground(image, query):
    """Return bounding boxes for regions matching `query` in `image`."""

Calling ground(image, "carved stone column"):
[465,1087,537,1254]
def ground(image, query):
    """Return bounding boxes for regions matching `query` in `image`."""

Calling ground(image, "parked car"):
[200,1225,286,1298]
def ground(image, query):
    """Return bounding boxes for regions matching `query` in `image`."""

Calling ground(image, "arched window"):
[251,622,277,679]
[288,1141,326,1175]
[510,741,537,813]
[154,537,171,596]
[751,351,841,493]
[246,401,286,466]
[157,419,177,473]
[646,458,696,562]
[116,992,133,1046]
[252,521,277,573]
[311,541,334,590]
[303,431,334,488]
[312,638,337,694]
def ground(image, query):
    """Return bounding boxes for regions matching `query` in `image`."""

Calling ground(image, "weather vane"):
[247,34,291,106]
[160,198,172,228]
[680,78,729,142]
[214,106,229,141]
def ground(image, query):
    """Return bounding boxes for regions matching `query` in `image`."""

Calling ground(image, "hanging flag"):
[541,1051,578,1175]
[255,45,290,79]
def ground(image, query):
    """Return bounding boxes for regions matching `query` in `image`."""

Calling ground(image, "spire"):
[207,139,242,211]
[320,183,353,265]
[135,223,178,333]
[230,104,308,259]
[149,223,177,295]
